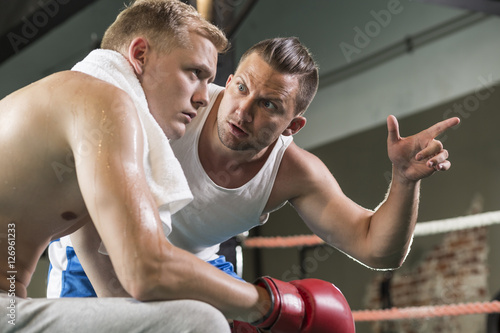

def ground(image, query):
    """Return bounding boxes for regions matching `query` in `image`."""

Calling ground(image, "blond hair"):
[101,0,228,54]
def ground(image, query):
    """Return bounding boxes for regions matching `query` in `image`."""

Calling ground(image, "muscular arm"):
[284,116,458,270]
[288,151,418,270]
[70,220,130,297]
[65,73,269,320]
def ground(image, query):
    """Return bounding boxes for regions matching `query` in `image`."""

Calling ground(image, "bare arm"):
[286,116,459,269]
[70,220,130,297]
[65,74,269,320]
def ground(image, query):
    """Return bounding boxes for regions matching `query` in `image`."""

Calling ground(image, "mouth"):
[182,111,197,123]
[229,122,248,138]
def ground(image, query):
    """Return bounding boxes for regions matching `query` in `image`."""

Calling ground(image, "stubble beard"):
[216,121,263,161]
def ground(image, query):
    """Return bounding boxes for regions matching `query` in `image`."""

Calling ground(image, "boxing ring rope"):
[241,211,500,321]
[242,210,500,249]
[243,234,324,248]
[352,301,500,321]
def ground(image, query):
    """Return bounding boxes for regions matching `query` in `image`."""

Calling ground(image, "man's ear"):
[225,74,234,88]
[127,37,149,76]
[282,116,306,136]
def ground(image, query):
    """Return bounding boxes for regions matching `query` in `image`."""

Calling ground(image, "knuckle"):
[434,140,444,150]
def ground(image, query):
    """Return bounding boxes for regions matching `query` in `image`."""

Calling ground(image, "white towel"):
[72,49,193,239]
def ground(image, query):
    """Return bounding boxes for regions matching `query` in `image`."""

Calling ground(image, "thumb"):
[387,115,400,144]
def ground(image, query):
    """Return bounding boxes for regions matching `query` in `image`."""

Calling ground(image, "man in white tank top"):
[49,37,459,332]
[168,39,458,272]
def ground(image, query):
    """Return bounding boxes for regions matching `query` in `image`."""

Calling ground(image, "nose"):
[192,83,209,109]
[236,98,253,123]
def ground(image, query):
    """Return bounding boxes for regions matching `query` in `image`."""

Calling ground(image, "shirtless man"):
[0,1,285,332]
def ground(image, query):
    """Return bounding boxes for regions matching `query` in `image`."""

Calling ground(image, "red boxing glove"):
[252,277,355,333]
[290,279,355,333]
[231,320,259,333]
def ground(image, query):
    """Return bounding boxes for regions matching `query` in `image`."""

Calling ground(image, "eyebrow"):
[198,63,216,82]
[235,74,289,107]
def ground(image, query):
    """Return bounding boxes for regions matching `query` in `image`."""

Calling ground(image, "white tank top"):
[168,84,293,260]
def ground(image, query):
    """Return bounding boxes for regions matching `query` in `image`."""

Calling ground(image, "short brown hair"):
[238,37,319,115]
[101,0,228,54]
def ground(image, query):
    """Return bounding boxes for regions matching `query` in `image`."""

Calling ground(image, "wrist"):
[252,277,278,327]
[252,277,304,331]
[392,166,421,187]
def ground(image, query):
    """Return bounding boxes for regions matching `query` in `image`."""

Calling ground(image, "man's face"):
[141,31,218,140]
[217,53,301,153]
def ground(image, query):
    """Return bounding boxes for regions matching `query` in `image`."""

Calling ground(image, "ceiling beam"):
[415,0,500,15]
[0,0,99,65]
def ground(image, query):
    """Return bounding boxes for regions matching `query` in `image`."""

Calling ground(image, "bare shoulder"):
[46,71,136,121]
[53,71,139,141]
[1,70,136,124]
[0,70,139,153]
[280,142,330,179]
[269,142,336,207]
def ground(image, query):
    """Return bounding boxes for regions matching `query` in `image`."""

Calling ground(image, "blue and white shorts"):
[47,238,243,298]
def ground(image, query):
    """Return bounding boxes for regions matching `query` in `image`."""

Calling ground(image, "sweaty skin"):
[0,32,272,321]
[0,72,121,297]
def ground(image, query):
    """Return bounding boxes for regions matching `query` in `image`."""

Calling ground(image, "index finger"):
[423,117,460,139]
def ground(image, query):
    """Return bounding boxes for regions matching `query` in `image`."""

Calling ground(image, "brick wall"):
[364,227,489,333]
